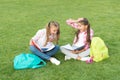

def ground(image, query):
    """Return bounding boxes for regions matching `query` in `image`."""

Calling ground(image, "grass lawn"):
[0,0,120,80]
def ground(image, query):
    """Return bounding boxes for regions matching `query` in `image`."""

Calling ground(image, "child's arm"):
[29,29,45,50]
[77,18,84,22]
[66,19,78,28]
[66,18,84,29]
[30,39,41,50]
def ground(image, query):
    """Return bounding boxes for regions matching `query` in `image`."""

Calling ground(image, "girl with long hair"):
[30,21,60,65]
[61,18,94,61]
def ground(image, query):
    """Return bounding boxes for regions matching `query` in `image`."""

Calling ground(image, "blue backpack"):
[13,53,46,70]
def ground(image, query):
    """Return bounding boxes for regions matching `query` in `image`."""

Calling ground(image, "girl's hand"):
[76,56,81,60]
[69,18,78,23]
[29,39,33,45]
[71,50,79,54]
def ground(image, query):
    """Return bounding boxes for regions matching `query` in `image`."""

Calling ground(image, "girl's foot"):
[50,57,60,65]
[65,55,71,61]
[86,57,93,63]
[76,56,81,60]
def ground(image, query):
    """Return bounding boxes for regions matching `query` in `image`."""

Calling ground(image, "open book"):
[41,42,55,52]
[62,44,85,50]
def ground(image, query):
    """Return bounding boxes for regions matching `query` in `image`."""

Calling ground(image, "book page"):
[46,44,55,51]
[62,44,85,51]
[62,44,75,50]
[41,42,55,52]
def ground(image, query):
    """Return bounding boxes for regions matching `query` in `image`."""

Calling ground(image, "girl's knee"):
[60,46,66,52]
[30,45,36,52]
[55,45,60,50]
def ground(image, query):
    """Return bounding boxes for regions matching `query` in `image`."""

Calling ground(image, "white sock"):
[81,57,91,61]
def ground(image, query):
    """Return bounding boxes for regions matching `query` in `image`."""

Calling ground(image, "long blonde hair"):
[44,21,60,46]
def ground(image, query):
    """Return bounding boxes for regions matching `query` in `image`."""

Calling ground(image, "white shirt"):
[32,29,49,48]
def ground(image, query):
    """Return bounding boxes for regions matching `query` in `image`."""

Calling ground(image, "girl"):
[30,21,60,65]
[60,18,94,61]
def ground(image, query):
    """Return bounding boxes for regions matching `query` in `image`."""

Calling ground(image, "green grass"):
[0,0,120,80]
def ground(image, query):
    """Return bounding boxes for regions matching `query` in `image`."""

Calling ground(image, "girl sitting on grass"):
[30,21,60,65]
[60,18,94,61]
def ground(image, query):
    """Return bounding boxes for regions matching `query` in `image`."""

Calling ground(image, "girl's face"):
[50,25,58,35]
[77,23,88,32]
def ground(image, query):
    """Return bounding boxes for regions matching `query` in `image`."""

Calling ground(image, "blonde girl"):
[30,21,60,65]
